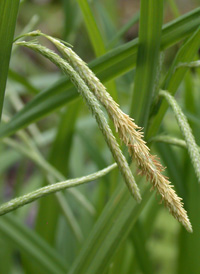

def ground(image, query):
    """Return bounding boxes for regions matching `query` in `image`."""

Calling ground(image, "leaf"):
[0,215,68,273]
[76,0,106,57]
[61,0,76,39]
[0,0,20,119]
[130,0,164,129]
[130,221,154,274]
[69,184,152,274]
[148,26,200,138]
[76,0,118,101]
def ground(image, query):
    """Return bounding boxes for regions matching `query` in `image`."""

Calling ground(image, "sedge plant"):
[0,1,200,273]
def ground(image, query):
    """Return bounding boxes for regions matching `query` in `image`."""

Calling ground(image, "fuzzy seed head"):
[32,34,192,232]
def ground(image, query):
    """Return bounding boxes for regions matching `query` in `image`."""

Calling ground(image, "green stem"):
[150,135,200,153]
[149,135,187,148]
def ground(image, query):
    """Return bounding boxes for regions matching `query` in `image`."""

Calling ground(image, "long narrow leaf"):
[0,215,68,273]
[76,0,106,57]
[69,184,152,274]
[130,0,163,128]
[0,0,20,119]
[148,26,200,138]
[76,0,118,101]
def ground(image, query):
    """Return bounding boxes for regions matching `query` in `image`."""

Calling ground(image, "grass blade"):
[0,239,12,274]
[150,135,189,149]
[0,215,68,273]
[69,184,152,274]
[0,0,20,119]
[130,221,154,274]
[76,0,106,56]
[76,0,118,101]
[61,0,75,39]
[130,0,163,128]
[148,26,200,138]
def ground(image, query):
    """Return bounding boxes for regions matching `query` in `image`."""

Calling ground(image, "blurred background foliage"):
[0,0,200,273]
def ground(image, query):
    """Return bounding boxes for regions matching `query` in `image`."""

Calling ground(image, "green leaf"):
[76,0,118,101]
[0,215,68,273]
[69,184,152,274]
[0,239,12,274]
[130,0,164,129]
[168,0,180,18]
[177,167,200,274]
[76,0,106,57]
[0,0,20,120]
[93,1,117,49]
[61,0,76,39]
[130,221,153,274]
[148,26,200,138]
[177,67,200,273]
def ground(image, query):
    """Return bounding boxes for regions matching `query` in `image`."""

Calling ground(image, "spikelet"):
[16,40,141,203]
[113,110,192,232]
[159,89,200,183]
[40,35,192,232]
